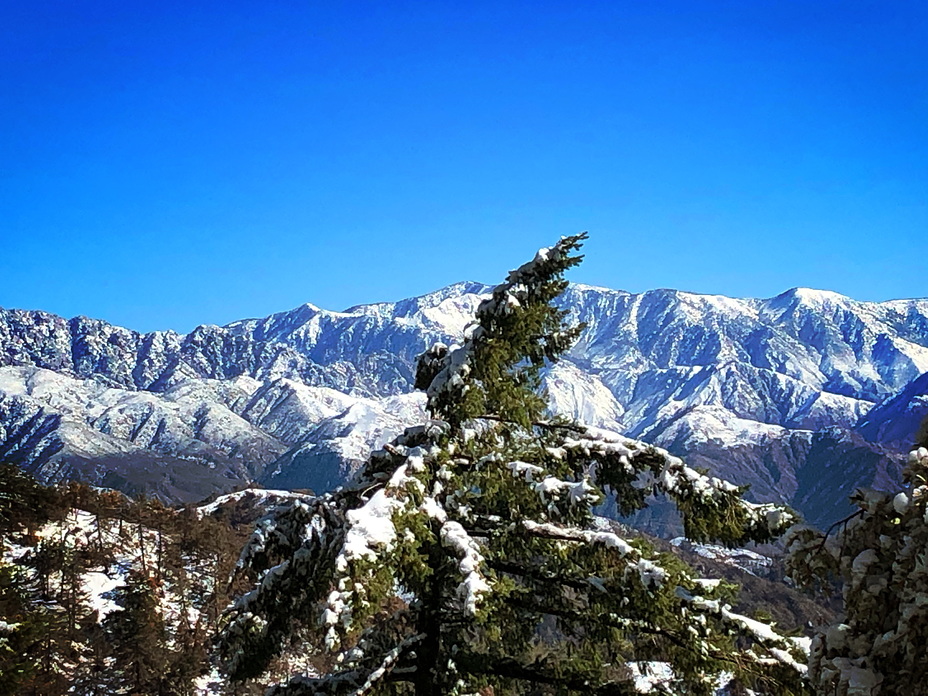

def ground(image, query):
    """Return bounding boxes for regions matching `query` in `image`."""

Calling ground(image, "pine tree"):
[0,465,75,696]
[786,417,928,695]
[103,570,173,695]
[219,235,809,695]
[0,463,65,537]
[0,560,60,696]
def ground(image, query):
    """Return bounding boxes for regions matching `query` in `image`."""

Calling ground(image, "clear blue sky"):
[1,1,926,333]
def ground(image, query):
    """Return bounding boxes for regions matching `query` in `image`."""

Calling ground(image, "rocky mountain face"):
[855,371,928,451]
[2,282,927,528]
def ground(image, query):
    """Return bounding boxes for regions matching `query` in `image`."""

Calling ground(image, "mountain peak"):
[344,281,492,317]
[774,287,852,306]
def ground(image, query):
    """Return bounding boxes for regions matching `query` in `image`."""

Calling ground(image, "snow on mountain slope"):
[855,371,928,450]
[0,366,290,500]
[5,284,927,424]
[561,285,928,433]
[543,362,625,431]
[0,365,286,469]
[2,282,928,526]
[195,487,307,518]
[670,537,774,577]
[236,378,359,444]
[0,365,426,502]
[222,282,494,396]
[0,307,360,395]
[160,375,264,413]
[261,392,426,493]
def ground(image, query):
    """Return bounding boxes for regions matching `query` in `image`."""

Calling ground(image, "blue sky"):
[1,1,926,333]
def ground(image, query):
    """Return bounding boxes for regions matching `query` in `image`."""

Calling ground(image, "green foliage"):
[415,233,588,429]
[220,236,808,695]
[0,463,66,536]
[0,466,252,695]
[103,571,174,694]
[0,465,70,695]
[786,416,928,696]
[0,560,59,696]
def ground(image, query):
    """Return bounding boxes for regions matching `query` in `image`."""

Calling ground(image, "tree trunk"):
[414,535,443,696]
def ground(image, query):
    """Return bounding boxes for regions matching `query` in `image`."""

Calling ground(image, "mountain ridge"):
[2,282,926,529]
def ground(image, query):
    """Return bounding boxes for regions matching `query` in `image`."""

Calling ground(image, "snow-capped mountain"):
[0,365,422,502]
[0,366,287,500]
[2,282,927,527]
[856,371,928,450]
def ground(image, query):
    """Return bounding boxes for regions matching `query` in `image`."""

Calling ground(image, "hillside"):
[0,469,834,696]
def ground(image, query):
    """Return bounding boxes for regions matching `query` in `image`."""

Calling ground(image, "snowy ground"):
[670,537,773,576]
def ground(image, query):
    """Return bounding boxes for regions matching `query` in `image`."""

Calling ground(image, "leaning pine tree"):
[218,234,809,695]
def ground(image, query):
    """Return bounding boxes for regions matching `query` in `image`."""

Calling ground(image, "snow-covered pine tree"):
[218,234,809,695]
[785,417,928,696]
[0,465,65,696]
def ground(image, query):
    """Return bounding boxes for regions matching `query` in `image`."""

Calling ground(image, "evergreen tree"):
[0,464,73,696]
[218,235,809,695]
[0,463,65,536]
[22,525,97,694]
[103,570,173,695]
[1,466,251,695]
[0,560,59,696]
[786,417,928,695]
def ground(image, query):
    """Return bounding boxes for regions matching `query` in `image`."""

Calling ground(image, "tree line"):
[0,467,250,696]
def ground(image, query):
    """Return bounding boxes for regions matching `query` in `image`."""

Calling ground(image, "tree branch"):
[265,635,423,696]
[472,413,587,433]
[454,652,638,695]
[503,593,743,670]
[815,508,865,553]
[487,558,595,592]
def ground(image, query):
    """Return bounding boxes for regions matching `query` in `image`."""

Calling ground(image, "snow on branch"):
[349,634,423,695]
[474,243,570,320]
[522,520,635,556]
[323,451,429,650]
[910,444,928,470]
[235,494,321,572]
[415,234,586,419]
[559,425,799,543]
[506,460,599,509]
[265,632,423,696]
[676,587,809,675]
[521,520,667,589]
[219,494,348,680]
[417,340,474,407]
[782,440,928,695]
[440,521,491,616]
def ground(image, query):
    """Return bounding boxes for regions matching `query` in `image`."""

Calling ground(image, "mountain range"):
[2,282,927,530]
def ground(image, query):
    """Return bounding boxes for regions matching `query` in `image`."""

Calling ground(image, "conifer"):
[0,560,56,696]
[786,417,928,695]
[103,570,173,694]
[219,234,809,694]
